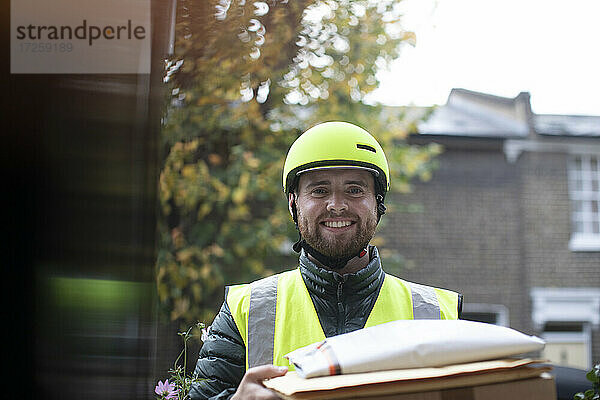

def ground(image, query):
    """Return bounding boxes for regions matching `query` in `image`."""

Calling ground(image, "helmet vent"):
[356,143,376,153]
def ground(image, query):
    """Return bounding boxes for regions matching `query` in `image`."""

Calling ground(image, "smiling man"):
[293,168,378,276]
[190,121,462,400]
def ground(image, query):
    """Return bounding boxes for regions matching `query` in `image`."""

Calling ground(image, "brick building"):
[381,89,600,369]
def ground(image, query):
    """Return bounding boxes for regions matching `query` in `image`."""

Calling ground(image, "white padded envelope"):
[285,320,545,378]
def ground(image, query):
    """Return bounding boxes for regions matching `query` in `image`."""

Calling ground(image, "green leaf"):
[588,364,600,383]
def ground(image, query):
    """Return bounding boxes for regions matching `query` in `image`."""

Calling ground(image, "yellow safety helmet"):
[282,121,390,196]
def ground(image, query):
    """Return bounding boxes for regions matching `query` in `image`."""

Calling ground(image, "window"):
[531,288,600,370]
[541,322,591,370]
[568,154,600,251]
[460,303,509,326]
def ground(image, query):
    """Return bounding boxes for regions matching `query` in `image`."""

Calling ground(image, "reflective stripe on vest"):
[248,275,278,368]
[227,269,459,370]
[409,281,440,319]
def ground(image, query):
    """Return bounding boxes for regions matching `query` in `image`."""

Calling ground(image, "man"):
[190,121,462,399]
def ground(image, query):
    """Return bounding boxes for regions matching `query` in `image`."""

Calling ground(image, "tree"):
[157,0,441,327]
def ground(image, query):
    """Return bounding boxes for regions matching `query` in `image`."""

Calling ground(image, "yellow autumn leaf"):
[233,243,247,257]
[249,260,265,275]
[200,264,212,279]
[208,243,224,257]
[171,297,190,321]
[197,203,212,220]
[239,171,250,187]
[182,164,196,179]
[157,284,169,302]
[420,170,432,181]
[187,266,199,280]
[231,187,246,204]
[184,139,199,152]
[402,31,417,47]
[227,203,250,220]
[404,157,418,175]
[176,248,194,263]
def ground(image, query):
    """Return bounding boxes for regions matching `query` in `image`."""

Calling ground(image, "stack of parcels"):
[264,320,555,399]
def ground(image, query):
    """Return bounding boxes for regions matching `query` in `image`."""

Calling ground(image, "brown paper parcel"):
[264,358,553,400]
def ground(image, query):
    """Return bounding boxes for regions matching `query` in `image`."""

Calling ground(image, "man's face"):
[290,168,378,259]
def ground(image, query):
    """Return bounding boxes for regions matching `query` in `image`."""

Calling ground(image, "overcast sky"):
[368,0,600,116]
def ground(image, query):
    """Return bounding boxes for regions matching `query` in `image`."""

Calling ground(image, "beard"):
[297,208,378,259]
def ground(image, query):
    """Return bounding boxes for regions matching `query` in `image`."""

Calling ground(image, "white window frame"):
[531,287,600,329]
[568,154,600,251]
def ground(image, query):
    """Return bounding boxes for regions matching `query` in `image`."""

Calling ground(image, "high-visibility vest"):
[226,268,459,371]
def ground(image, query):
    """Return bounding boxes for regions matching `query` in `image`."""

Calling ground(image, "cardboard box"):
[351,376,556,400]
[264,359,556,400]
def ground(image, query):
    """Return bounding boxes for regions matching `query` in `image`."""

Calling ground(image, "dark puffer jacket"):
[189,247,462,399]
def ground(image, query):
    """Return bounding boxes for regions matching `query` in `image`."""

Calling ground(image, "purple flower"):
[201,325,210,342]
[155,379,179,399]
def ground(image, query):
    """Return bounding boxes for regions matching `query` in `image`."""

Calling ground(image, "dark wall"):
[4,1,172,398]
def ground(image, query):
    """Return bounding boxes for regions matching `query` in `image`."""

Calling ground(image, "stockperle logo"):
[11,0,151,74]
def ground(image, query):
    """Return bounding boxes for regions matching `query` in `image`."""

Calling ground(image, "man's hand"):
[231,364,288,400]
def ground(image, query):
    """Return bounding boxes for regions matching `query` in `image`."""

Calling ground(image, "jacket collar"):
[298,246,384,299]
